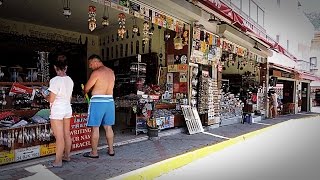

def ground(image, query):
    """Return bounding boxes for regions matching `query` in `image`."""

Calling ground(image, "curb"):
[110,115,320,180]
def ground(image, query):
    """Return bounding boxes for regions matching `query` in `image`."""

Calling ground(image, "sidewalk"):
[0,112,319,180]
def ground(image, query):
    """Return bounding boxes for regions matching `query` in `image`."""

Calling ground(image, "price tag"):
[40,143,56,156]
[0,150,15,165]
[15,146,40,162]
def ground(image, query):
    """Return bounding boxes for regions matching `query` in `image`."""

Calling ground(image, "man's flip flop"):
[107,149,115,156]
[83,152,99,158]
[62,158,71,162]
[46,161,63,168]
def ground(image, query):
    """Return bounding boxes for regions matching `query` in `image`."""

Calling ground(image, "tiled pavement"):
[0,112,319,180]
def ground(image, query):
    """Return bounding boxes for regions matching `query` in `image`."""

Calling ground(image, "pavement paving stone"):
[0,175,13,180]
[1,113,319,180]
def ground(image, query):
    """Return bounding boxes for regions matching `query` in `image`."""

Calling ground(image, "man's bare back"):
[91,66,115,95]
[85,58,115,96]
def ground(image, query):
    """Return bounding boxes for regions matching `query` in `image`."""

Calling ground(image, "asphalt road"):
[156,116,320,180]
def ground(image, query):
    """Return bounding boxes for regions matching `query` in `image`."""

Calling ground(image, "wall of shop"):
[222,62,261,82]
[0,18,100,79]
[96,19,166,66]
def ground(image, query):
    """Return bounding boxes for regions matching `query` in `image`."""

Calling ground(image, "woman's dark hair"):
[54,55,68,71]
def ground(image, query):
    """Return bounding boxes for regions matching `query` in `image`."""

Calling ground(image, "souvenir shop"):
[218,24,269,125]
[189,22,221,126]
[94,0,192,135]
[268,63,298,115]
[270,63,315,114]
[0,0,192,165]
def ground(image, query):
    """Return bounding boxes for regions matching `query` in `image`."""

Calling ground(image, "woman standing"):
[45,54,74,168]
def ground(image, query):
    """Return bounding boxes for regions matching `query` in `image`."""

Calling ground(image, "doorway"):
[301,82,309,112]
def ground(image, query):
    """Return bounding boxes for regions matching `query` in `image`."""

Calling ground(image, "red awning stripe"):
[197,0,297,61]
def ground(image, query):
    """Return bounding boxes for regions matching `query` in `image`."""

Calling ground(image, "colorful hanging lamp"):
[118,13,126,39]
[88,5,97,31]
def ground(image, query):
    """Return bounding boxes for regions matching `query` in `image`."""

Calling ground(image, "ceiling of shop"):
[0,0,133,35]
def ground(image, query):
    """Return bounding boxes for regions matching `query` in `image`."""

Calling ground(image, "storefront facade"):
[0,0,197,165]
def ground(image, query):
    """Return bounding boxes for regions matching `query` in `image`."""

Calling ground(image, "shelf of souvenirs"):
[0,82,48,86]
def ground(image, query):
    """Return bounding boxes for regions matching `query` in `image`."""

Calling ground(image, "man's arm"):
[84,71,98,94]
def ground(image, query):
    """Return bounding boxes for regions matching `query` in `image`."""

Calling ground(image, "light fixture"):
[132,17,138,33]
[253,42,261,51]
[194,21,204,29]
[298,1,302,8]
[62,0,71,18]
[102,5,109,27]
[88,5,97,31]
[208,14,219,23]
[0,0,3,6]
[118,13,126,39]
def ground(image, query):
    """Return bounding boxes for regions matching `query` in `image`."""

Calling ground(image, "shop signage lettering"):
[0,150,15,165]
[14,146,40,162]
[281,72,295,79]
[40,143,56,156]
[70,114,92,151]
[198,0,233,20]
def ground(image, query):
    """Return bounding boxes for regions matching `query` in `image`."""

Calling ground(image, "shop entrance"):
[301,82,309,112]
[275,80,295,114]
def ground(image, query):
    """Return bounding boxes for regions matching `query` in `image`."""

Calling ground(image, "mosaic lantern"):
[88,5,97,31]
[118,13,126,39]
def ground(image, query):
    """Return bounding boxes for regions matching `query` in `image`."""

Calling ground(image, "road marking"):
[20,164,62,180]
[111,116,320,180]
[202,132,230,140]
[253,122,271,126]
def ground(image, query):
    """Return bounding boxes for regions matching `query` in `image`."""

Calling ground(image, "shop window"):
[310,57,317,67]
[242,0,250,16]
[276,35,280,43]
[250,1,258,22]
[258,7,264,27]
[231,0,242,9]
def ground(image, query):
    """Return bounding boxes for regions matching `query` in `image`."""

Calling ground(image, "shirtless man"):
[83,54,115,158]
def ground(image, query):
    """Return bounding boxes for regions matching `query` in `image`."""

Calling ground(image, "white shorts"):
[50,103,72,120]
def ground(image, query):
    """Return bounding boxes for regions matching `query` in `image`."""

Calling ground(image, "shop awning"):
[219,24,273,57]
[272,43,297,62]
[299,71,320,81]
[270,63,320,81]
[197,0,297,62]
[269,63,297,73]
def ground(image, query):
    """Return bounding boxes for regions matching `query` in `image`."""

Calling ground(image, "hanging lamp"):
[102,5,109,27]
[88,5,97,31]
[62,0,71,18]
